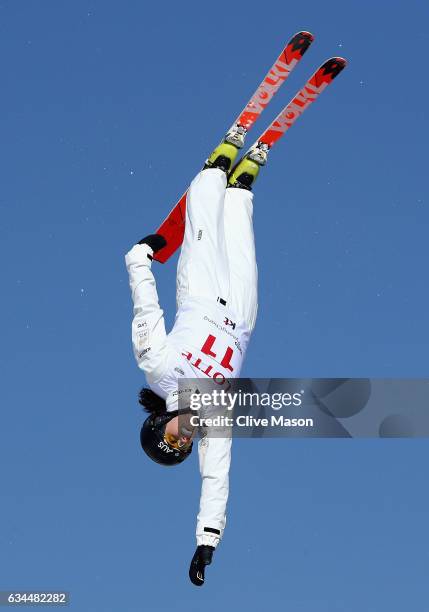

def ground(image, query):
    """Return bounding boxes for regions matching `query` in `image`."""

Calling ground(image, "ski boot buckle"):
[225,125,247,149]
[247,142,269,166]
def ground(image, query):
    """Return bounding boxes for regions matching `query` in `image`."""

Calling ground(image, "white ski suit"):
[126,168,258,548]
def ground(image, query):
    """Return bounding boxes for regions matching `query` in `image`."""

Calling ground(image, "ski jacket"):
[126,243,251,548]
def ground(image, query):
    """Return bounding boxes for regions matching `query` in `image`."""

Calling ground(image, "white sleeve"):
[196,434,232,548]
[125,243,169,383]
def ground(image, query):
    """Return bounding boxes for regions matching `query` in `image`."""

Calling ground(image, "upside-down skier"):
[125,40,346,586]
[125,137,260,586]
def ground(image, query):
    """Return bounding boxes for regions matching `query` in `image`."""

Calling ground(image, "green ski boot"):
[204,142,239,173]
[228,142,269,190]
[204,125,247,173]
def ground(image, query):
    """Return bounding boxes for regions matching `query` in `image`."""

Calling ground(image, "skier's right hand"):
[137,233,167,254]
[188,545,215,586]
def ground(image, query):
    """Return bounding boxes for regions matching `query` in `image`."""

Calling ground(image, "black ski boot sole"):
[228,172,254,191]
[203,155,232,173]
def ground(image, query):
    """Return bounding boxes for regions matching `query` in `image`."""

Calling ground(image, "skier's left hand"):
[188,545,215,586]
[137,233,167,254]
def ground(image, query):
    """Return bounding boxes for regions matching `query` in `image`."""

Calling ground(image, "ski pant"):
[175,168,257,548]
[176,168,258,331]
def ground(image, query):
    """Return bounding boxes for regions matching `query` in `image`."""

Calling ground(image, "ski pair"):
[154,33,346,263]
[154,31,314,263]
[227,55,347,191]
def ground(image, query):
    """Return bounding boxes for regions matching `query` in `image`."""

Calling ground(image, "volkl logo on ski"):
[270,81,329,134]
[246,58,299,115]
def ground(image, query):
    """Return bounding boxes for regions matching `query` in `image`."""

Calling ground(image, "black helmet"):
[140,409,193,467]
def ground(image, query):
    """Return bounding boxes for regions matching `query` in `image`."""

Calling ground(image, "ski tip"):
[331,56,348,67]
[295,30,315,41]
[286,31,315,61]
[319,56,348,79]
[289,31,315,46]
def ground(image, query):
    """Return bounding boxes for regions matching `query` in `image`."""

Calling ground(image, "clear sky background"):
[1,1,428,610]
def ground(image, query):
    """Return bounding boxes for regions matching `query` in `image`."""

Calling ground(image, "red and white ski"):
[154,31,315,263]
[240,56,347,159]
[228,30,315,132]
[226,56,347,187]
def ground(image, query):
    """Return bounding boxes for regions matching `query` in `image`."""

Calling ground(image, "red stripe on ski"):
[259,57,347,148]
[155,191,187,263]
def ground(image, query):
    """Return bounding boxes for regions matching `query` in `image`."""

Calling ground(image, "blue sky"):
[1,0,428,610]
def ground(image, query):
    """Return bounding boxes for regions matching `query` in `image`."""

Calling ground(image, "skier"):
[125,136,261,586]
[125,47,346,586]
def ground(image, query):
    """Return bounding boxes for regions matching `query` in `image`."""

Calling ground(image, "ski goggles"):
[164,431,192,451]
